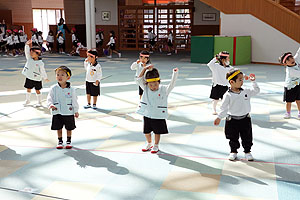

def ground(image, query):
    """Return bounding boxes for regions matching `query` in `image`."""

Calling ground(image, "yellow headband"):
[146,78,160,82]
[227,70,241,81]
[56,68,71,77]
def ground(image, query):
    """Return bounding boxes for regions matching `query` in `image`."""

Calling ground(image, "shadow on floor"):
[64,149,129,175]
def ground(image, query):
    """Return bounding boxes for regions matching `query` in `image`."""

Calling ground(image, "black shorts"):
[110,43,116,50]
[139,86,144,95]
[284,85,300,102]
[58,43,64,49]
[210,85,228,100]
[47,42,53,48]
[96,41,103,48]
[143,116,168,134]
[86,81,100,96]
[149,40,156,46]
[167,40,173,47]
[7,44,14,50]
[24,78,42,90]
[72,41,78,47]
[51,114,76,131]
[20,42,25,49]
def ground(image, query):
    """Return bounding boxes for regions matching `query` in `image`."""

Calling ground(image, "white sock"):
[213,100,219,113]
[36,93,42,104]
[26,92,31,101]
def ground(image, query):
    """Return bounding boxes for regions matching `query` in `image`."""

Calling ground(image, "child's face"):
[87,55,96,63]
[56,70,70,84]
[139,56,149,64]
[285,57,296,66]
[148,81,160,91]
[30,50,39,59]
[230,74,244,89]
[49,32,53,35]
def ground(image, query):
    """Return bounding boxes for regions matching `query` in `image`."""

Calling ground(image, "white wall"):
[194,0,219,25]
[95,0,118,25]
[220,13,299,64]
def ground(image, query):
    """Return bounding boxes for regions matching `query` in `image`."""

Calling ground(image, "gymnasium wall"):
[31,0,64,9]
[220,13,299,64]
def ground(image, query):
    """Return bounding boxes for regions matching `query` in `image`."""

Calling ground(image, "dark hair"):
[55,66,72,77]
[88,49,98,58]
[279,52,293,64]
[30,46,42,56]
[226,68,243,82]
[145,68,160,83]
[217,51,230,66]
[48,30,53,34]
[140,50,151,64]
[110,30,115,37]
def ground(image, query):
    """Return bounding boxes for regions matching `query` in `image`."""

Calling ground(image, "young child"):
[46,30,54,53]
[96,28,104,50]
[167,29,173,56]
[71,28,78,54]
[207,51,234,115]
[47,66,79,149]
[38,31,43,47]
[31,28,39,46]
[214,69,260,161]
[83,49,102,109]
[3,30,14,56]
[130,50,151,99]
[57,31,64,54]
[22,40,49,106]
[279,47,300,119]
[0,29,4,53]
[19,30,27,54]
[12,29,20,56]
[147,27,156,53]
[106,30,121,58]
[136,65,179,153]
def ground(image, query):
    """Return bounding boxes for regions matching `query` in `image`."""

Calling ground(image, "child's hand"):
[244,75,249,80]
[75,112,79,118]
[214,118,221,126]
[49,105,57,110]
[26,40,32,45]
[146,65,153,70]
[94,80,100,86]
[249,73,256,81]
[173,68,178,72]
[44,79,50,82]
[137,59,140,64]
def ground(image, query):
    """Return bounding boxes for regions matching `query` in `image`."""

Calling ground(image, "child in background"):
[167,29,173,56]
[0,29,5,53]
[3,30,14,56]
[83,49,102,109]
[22,40,49,106]
[106,30,121,58]
[214,69,260,161]
[47,66,79,149]
[71,28,78,54]
[279,46,300,119]
[96,28,104,50]
[147,27,156,53]
[31,28,39,46]
[136,65,179,153]
[38,31,43,48]
[19,30,27,54]
[57,31,64,54]
[207,51,234,115]
[12,29,20,56]
[46,30,54,53]
[130,50,151,99]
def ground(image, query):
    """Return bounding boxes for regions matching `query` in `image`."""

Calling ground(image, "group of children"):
[0,29,28,56]
[20,36,300,161]
[147,27,175,56]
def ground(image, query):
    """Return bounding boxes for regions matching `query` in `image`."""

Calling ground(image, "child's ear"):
[229,80,234,84]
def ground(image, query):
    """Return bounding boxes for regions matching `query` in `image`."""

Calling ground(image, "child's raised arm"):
[294,46,300,64]
[136,64,153,90]
[25,40,32,60]
[166,68,179,95]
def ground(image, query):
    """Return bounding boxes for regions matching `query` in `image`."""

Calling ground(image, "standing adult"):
[0,20,7,34]
[56,18,70,53]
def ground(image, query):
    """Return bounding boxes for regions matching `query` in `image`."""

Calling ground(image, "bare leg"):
[154,134,161,145]
[87,94,91,104]
[144,133,152,143]
[67,130,72,137]
[93,96,98,105]
[296,100,300,111]
[286,102,292,113]
[57,129,63,138]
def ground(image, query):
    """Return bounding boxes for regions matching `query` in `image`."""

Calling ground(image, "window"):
[32,9,65,39]
[143,0,192,5]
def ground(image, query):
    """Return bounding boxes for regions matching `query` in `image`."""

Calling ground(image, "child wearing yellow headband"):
[214,68,259,161]
[136,65,178,153]
[47,66,79,149]
[279,47,300,119]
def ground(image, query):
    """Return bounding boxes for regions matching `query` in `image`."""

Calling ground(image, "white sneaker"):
[66,141,72,149]
[107,55,112,58]
[142,143,152,152]
[92,104,97,109]
[56,142,63,149]
[298,113,300,120]
[212,112,218,115]
[284,112,291,119]
[245,153,254,161]
[34,103,42,107]
[151,145,159,154]
[167,53,171,56]
[24,100,30,106]
[228,153,237,161]
[149,51,153,54]
[118,53,121,58]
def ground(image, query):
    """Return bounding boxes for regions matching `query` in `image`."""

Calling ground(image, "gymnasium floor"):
[0,51,299,200]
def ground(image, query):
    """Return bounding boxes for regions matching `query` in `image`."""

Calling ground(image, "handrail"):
[199,0,300,43]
